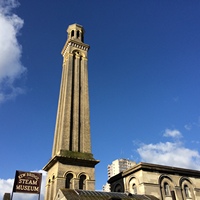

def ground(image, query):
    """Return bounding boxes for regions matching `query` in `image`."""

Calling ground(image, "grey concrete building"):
[103,159,136,192]
[108,159,136,179]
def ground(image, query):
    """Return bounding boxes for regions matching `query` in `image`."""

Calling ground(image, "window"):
[79,175,86,190]
[184,185,191,198]
[164,182,170,196]
[129,177,138,194]
[77,30,80,38]
[71,30,74,37]
[114,184,122,192]
[180,178,193,199]
[132,184,137,194]
[65,173,73,189]
[160,176,174,199]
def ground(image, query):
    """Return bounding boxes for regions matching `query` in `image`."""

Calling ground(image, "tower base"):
[43,151,99,200]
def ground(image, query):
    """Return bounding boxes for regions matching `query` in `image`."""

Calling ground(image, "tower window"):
[71,30,74,37]
[65,173,73,189]
[77,30,80,38]
[79,175,86,190]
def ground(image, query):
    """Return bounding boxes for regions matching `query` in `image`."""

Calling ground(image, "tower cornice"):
[43,153,100,171]
[61,39,90,56]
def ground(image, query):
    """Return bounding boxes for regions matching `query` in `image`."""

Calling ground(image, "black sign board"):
[12,170,42,199]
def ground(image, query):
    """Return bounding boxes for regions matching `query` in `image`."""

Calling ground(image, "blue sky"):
[1,0,200,199]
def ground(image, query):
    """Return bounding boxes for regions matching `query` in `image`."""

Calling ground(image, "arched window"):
[71,30,74,37]
[65,173,73,189]
[77,30,80,38]
[159,175,174,199]
[79,174,86,190]
[51,175,55,200]
[114,184,122,192]
[128,177,138,194]
[180,177,194,199]
[164,182,171,196]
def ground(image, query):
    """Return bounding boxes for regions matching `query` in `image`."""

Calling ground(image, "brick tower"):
[43,24,99,200]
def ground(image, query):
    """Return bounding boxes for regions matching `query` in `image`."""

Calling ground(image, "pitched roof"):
[55,189,159,200]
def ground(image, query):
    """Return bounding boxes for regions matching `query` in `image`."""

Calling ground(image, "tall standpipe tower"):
[43,24,99,200]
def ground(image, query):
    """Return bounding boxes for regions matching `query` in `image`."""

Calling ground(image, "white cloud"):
[0,0,26,103]
[137,130,200,170]
[184,117,200,131]
[163,129,182,138]
[0,170,46,200]
[0,178,14,197]
[184,124,192,131]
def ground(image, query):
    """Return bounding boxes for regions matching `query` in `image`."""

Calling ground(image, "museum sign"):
[13,170,42,194]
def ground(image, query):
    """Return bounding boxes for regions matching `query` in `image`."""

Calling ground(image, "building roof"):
[55,189,159,200]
